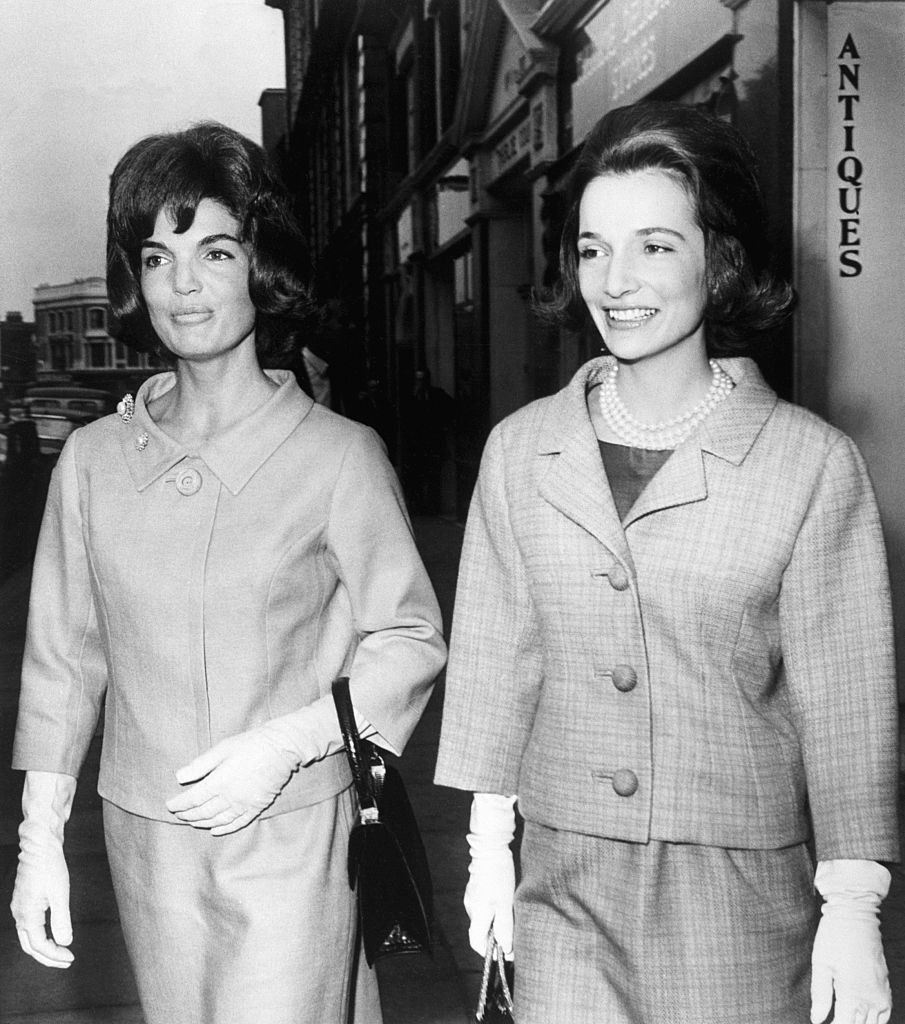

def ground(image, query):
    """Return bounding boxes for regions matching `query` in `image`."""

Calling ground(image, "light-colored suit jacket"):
[14,370,446,821]
[435,357,899,861]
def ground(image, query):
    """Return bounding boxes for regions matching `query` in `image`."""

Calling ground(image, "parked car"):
[21,385,113,418]
[29,409,95,456]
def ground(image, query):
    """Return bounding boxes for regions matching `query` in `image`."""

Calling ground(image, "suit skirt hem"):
[514,821,819,1024]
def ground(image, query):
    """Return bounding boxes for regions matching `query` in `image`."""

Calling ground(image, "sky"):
[0,0,285,319]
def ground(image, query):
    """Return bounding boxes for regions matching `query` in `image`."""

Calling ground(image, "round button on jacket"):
[175,467,203,496]
[608,565,630,591]
[611,665,638,692]
[611,769,639,797]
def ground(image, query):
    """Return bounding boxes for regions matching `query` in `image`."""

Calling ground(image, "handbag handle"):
[475,927,514,1020]
[332,677,378,817]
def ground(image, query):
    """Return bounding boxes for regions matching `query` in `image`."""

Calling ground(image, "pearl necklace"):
[597,357,735,450]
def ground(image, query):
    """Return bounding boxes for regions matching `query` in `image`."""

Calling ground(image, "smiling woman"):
[10,123,446,1024]
[435,102,898,1024]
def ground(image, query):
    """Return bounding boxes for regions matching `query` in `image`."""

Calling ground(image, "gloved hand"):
[464,792,517,959]
[10,770,77,969]
[166,694,363,835]
[811,859,892,1024]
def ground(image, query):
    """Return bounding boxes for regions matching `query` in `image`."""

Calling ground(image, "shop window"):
[454,250,473,309]
[89,307,106,330]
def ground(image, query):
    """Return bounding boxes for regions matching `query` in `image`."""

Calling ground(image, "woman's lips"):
[171,309,213,323]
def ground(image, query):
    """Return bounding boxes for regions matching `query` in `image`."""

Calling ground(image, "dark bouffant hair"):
[107,121,315,365]
[540,101,795,354]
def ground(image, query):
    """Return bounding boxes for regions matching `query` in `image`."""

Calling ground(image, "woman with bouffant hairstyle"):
[107,120,315,365]
[11,122,446,1024]
[436,102,897,1024]
[544,100,795,352]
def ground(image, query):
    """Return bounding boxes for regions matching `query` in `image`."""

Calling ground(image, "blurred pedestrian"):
[353,377,396,461]
[10,122,446,1024]
[435,101,898,1024]
[402,368,453,515]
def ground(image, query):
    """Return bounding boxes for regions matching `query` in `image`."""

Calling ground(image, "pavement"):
[4,514,905,1022]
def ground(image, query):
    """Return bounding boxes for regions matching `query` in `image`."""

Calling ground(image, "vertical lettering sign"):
[835,34,862,277]
[824,4,905,507]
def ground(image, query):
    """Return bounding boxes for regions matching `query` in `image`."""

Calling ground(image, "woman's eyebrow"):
[197,233,241,246]
[639,226,687,240]
[140,232,241,250]
[577,226,688,241]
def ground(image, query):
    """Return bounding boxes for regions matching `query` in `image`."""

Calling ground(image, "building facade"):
[32,277,153,390]
[271,0,905,683]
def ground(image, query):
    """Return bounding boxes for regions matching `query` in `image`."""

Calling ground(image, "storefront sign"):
[571,0,733,142]
[823,3,905,533]
[494,116,533,177]
[826,7,905,293]
[833,33,863,277]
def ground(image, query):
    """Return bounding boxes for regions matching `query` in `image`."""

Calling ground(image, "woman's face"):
[140,198,256,364]
[577,169,707,365]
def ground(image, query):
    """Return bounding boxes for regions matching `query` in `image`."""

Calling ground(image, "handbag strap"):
[475,928,514,1019]
[331,677,377,816]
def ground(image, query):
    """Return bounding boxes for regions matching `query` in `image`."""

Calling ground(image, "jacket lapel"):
[536,358,632,564]
[536,356,778,541]
[622,357,778,526]
[621,444,707,527]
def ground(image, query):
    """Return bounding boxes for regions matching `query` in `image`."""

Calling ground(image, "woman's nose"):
[603,251,638,298]
[173,260,200,294]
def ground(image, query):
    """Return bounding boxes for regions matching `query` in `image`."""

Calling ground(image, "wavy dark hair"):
[539,101,795,354]
[107,121,315,366]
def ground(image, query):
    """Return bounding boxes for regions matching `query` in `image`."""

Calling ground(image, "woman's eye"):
[204,249,232,262]
[644,242,672,254]
[578,247,601,260]
[143,253,167,268]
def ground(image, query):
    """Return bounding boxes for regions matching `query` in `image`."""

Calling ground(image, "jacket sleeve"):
[780,433,899,862]
[12,434,108,776]
[434,425,544,795]
[325,427,446,754]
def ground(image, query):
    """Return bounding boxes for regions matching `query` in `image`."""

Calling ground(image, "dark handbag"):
[331,677,433,966]
[475,930,515,1023]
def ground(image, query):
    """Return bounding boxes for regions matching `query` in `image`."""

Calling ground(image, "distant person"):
[352,377,395,461]
[402,367,453,515]
[10,122,445,1024]
[435,101,898,1024]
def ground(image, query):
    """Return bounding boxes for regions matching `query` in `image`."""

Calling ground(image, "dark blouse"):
[598,441,672,521]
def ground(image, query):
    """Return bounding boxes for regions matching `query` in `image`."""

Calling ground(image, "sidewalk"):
[0,516,478,1024]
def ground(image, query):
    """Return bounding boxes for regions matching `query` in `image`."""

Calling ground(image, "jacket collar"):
[537,356,776,461]
[119,369,314,494]
[536,356,778,549]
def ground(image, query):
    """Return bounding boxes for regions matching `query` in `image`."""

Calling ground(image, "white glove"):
[811,859,892,1024]
[166,693,382,835]
[464,792,517,959]
[10,770,77,968]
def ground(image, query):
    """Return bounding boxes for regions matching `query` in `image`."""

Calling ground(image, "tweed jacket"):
[434,357,899,861]
[13,371,446,822]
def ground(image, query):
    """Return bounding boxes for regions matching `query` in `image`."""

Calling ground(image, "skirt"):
[515,822,819,1024]
[103,787,382,1024]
